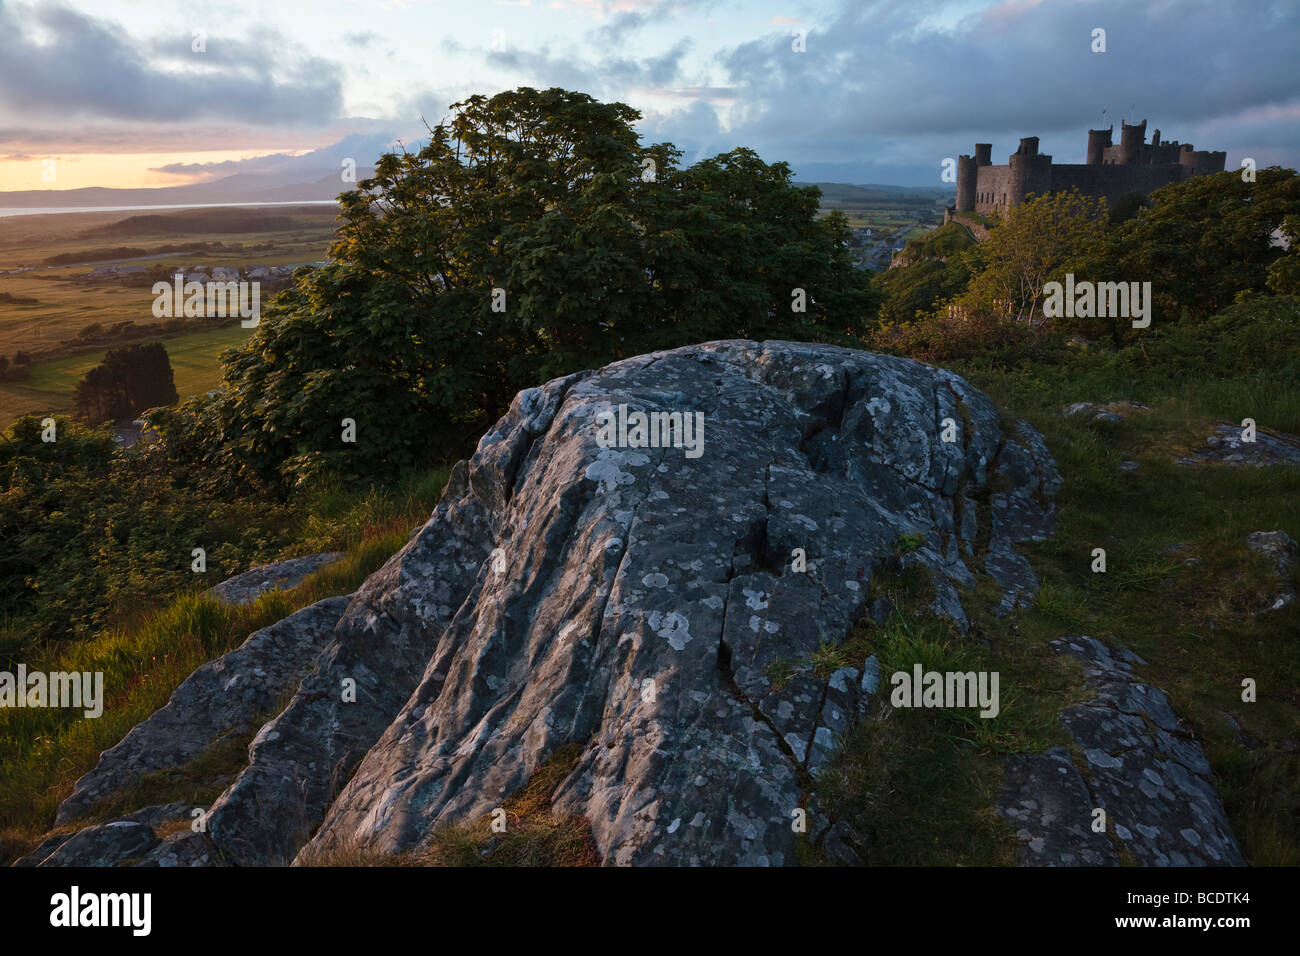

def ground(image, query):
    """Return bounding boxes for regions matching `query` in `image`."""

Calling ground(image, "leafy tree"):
[874,222,977,325]
[953,188,1108,325]
[1110,294,1300,384]
[173,87,879,489]
[73,342,178,423]
[1266,215,1300,295]
[1085,167,1300,328]
[0,415,297,653]
[1108,191,1149,226]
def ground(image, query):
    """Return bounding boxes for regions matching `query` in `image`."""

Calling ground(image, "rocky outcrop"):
[208,553,345,606]
[1061,400,1149,424]
[1183,423,1300,467]
[1001,636,1243,866]
[55,595,353,826]
[35,821,159,867]
[1000,748,1119,865]
[43,340,1064,866]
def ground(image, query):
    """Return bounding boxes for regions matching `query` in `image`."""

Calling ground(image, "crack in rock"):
[45,341,1063,867]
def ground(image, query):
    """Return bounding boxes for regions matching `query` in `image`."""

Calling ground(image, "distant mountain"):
[3,173,937,212]
[0,170,375,209]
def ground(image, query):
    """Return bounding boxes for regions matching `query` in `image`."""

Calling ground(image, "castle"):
[953,119,1225,215]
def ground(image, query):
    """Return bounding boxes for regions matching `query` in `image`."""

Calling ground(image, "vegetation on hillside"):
[1,88,1298,867]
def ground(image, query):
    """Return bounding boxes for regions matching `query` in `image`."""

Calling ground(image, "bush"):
[0,416,299,651]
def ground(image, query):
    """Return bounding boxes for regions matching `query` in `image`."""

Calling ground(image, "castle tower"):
[955,154,977,211]
[974,143,992,166]
[1086,126,1113,165]
[1009,137,1052,206]
[1118,119,1147,165]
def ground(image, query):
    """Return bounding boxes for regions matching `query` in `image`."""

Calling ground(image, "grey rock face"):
[37,821,158,867]
[205,457,500,866]
[1063,402,1124,424]
[14,804,193,867]
[55,595,353,825]
[1188,423,1300,467]
[136,831,222,867]
[208,553,345,606]
[37,341,1061,867]
[12,831,78,867]
[999,748,1119,866]
[1061,401,1147,424]
[1046,636,1243,866]
[286,340,1057,866]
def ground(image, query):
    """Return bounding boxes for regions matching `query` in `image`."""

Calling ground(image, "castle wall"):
[1117,119,1147,165]
[973,165,1015,214]
[1086,127,1113,165]
[959,119,1224,216]
[1046,164,1193,207]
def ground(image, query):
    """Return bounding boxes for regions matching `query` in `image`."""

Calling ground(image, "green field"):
[0,323,251,421]
[0,190,942,426]
[804,182,955,231]
[0,205,336,425]
[1,273,176,357]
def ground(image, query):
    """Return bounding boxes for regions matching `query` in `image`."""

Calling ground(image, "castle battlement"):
[954,119,1226,215]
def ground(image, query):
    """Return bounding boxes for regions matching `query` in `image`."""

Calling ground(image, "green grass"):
[807,181,952,233]
[998,397,1300,866]
[0,464,452,864]
[0,323,251,422]
[0,205,337,424]
[801,357,1300,866]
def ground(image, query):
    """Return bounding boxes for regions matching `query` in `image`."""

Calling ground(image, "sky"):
[1,0,1298,191]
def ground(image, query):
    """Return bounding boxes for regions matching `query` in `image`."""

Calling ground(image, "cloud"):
[442,34,691,99]
[423,0,1300,184]
[1,0,1295,190]
[636,86,738,102]
[0,1,343,124]
[147,132,398,180]
[697,0,1300,181]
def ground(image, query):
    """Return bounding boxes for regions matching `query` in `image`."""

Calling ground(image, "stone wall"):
[956,120,1226,215]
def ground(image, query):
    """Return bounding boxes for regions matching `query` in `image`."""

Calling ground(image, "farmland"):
[0,205,337,425]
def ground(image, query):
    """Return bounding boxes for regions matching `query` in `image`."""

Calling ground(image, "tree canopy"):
[167,87,880,489]
[73,342,178,424]
[954,188,1108,325]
